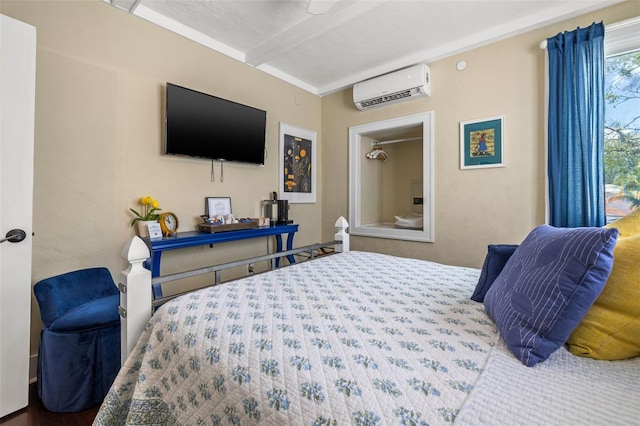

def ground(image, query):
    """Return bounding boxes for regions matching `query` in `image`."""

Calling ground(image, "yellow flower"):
[300,149,306,158]
[129,196,161,227]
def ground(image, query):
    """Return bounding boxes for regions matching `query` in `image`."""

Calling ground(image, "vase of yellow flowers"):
[130,196,161,237]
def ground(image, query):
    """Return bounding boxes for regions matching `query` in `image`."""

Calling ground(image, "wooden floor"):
[0,383,100,426]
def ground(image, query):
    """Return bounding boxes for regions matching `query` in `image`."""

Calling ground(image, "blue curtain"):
[547,22,605,228]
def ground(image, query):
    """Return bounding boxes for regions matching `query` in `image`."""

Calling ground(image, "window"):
[604,17,640,222]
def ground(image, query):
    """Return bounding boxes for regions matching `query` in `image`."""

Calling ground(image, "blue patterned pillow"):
[471,244,519,302]
[484,225,618,367]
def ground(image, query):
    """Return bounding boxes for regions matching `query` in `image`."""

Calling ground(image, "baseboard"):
[29,353,37,384]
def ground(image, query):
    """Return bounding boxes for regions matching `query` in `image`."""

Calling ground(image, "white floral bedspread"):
[454,339,640,425]
[94,251,498,425]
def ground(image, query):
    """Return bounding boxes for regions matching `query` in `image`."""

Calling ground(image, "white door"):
[0,14,36,418]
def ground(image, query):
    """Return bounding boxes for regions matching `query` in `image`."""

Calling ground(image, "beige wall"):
[321,1,639,267]
[0,0,637,366]
[0,0,323,359]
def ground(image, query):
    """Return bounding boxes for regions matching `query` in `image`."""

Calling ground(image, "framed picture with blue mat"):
[460,115,505,169]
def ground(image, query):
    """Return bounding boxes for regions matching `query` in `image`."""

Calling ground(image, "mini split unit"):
[353,63,430,110]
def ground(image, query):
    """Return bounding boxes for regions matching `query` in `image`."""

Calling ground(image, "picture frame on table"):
[205,197,232,218]
[279,122,317,203]
[460,115,505,169]
[147,222,163,240]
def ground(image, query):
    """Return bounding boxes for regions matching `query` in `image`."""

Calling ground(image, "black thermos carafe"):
[277,200,289,224]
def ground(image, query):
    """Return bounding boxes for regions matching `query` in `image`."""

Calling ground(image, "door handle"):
[0,229,26,244]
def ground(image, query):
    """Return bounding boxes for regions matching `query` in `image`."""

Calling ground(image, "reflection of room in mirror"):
[349,111,433,242]
[394,179,424,230]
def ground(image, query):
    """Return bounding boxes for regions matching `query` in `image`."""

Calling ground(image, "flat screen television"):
[165,83,267,165]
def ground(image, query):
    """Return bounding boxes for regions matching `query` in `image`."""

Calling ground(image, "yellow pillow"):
[605,208,640,237]
[567,234,640,360]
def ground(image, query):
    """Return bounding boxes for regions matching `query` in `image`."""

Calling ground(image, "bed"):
[94,225,639,425]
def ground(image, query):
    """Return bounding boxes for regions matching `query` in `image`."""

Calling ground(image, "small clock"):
[159,212,179,236]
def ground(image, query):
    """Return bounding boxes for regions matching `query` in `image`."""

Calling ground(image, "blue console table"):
[144,224,299,298]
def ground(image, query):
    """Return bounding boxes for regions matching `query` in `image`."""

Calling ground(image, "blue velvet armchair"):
[33,267,121,412]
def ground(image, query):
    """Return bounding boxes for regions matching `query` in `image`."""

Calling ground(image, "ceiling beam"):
[245,0,389,67]
[110,0,141,13]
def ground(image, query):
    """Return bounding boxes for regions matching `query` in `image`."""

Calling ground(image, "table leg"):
[286,231,296,264]
[151,252,163,299]
[275,235,283,268]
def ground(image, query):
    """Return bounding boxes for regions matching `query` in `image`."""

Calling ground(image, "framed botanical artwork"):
[279,122,317,203]
[205,197,232,217]
[460,115,505,169]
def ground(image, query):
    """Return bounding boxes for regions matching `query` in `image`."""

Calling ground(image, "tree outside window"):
[604,50,640,220]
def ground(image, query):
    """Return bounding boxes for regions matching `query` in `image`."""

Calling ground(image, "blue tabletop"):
[146,224,299,252]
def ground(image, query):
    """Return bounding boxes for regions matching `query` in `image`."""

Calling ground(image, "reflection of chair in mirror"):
[394,211,424,229]
[33,267,121,412]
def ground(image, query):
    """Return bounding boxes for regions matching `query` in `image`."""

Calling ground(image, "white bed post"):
[334,216,350,252]
[119,236,152,364]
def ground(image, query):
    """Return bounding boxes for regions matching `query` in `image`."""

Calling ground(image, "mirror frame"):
[348,111,434,242]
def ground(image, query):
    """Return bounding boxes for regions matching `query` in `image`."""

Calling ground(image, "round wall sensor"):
[456,61,467,71]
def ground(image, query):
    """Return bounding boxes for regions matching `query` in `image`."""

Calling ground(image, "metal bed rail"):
[119,216,349,363]
[151,241,338,308]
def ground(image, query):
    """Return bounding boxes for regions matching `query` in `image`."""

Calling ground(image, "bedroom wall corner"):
[320,0,639,269]
[0,0,323,365]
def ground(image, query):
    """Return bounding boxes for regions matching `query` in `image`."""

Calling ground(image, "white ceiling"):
[107,0,623,95]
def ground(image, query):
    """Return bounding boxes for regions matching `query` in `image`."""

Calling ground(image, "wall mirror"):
[349,111,434,242]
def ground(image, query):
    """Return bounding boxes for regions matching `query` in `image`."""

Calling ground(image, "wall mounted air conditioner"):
[353,64,430,110]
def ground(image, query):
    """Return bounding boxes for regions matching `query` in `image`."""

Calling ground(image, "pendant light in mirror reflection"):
[365,136,424,161]
[365,143,389,161]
